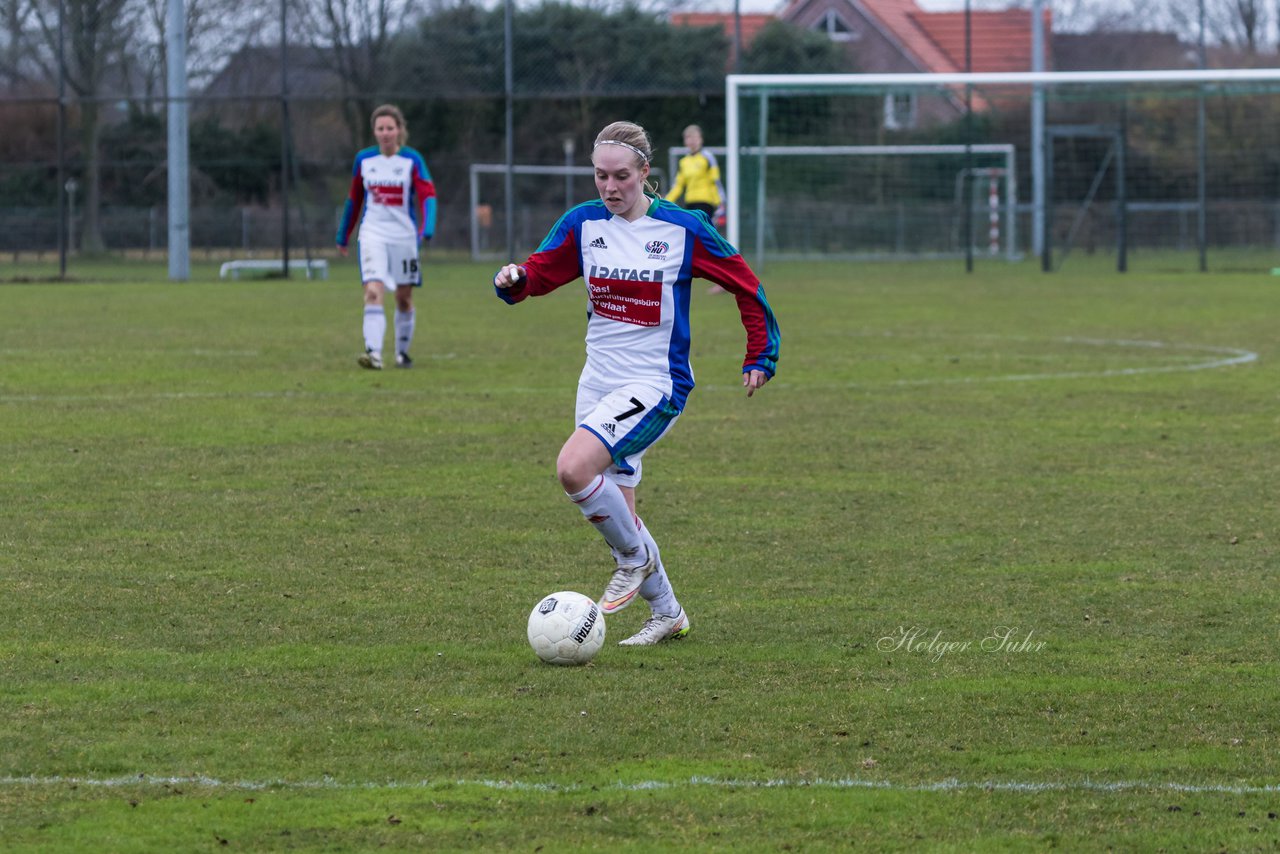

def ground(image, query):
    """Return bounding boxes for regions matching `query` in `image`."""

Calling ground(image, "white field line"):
[887,339,1257,387]
[0,338,1258,404]
[0,773,1277,797]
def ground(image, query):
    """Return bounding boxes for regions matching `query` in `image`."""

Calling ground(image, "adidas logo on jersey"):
[600,422,617,438]
[589,236,608,249]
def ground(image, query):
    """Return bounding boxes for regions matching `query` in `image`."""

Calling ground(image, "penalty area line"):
[1,773,1277,797]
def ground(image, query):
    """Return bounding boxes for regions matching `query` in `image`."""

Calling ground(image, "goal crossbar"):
[727,69,1280,90]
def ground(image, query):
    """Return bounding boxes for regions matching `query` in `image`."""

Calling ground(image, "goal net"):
[726,69,1280,270]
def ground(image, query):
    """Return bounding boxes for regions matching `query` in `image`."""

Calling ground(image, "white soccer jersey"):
[496,195,779,411]
[336,147,437,247]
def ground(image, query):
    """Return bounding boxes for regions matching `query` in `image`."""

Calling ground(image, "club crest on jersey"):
[644,240,670,259]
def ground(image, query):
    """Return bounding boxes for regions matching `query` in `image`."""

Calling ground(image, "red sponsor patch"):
[587,278,662,327]
[370,184,405,206]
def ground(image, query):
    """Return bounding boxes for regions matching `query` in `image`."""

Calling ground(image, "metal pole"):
[726,77,740,247]
[470,167,480,259]
[166,0,190,281]
[963,0,973,273]
[1196,0,1207,272]
[753,92,768,269]
[1116,119,1127,273]
[1031,0,1046,260]
[504,0,515,259]
[280,0,290,277]
[56,0,66,276]
[1005,146,1017,261]
[563,137,575,209]
[66,179,77,253]
[733,0,742,74]
[1042,130,1052,272]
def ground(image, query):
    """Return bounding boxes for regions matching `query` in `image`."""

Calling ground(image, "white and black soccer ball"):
[527,591,606,665]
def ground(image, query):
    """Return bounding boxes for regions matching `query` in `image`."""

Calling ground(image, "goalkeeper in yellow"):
[667,124,729,292]
[666,124,725,225]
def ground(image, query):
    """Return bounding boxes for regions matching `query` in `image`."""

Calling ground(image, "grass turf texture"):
[1,256,1278,850]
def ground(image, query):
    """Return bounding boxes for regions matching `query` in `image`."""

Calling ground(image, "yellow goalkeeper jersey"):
[665,149,724,208]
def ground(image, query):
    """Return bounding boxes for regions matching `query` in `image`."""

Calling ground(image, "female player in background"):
[336,104,437,369]
[666,123,730,293]
[493,120,779,646]
[665,123,725,224]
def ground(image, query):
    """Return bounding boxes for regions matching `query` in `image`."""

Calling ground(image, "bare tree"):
[1163,0,1277,53]
[139,0,274,98]
[294,0,415,150]
[0,0,36,87]
[1225,0,1269,51]
[27,0,142,252]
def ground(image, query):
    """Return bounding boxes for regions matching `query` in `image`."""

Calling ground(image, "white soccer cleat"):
[358,349,383,370]
[618,608,690,646]
[599,547,655,615]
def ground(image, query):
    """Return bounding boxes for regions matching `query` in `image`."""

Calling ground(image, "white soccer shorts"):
[358,238,421,288]
[575,382,681,488]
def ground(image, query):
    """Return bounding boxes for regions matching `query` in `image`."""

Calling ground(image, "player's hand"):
[495,263,524,289]
[744,369,769,397]
[337,245,348,257]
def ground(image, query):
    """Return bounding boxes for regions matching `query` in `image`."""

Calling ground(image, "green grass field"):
[1,256,1278,851]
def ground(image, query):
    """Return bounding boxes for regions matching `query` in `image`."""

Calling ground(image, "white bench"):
[219,259,330,280]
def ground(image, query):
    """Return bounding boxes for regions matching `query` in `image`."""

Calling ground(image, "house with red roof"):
[670,11,776,72]
[674,0,1051,129]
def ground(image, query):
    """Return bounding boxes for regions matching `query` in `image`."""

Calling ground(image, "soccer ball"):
[527,591,606,665]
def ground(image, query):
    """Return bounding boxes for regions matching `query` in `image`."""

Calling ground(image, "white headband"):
[593,139,649,163]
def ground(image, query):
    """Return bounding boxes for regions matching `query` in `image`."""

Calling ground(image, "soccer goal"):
[726,69,1280,270]
[667,144,1016,263]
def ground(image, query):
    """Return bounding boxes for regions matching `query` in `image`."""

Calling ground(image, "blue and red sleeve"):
[690,226,780,378]
[335,155,365,247]
[408,150,437,241]
[495,209,587,304]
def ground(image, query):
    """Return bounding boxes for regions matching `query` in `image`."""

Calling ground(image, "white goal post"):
[726,69,1280,268]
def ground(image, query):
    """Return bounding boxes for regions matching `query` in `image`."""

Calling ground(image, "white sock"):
[363,305,385,354]
[394,309,415,356]
[567,475,644,565]
[635,517,680,617]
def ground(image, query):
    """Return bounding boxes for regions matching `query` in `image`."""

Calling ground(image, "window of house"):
[883,92,917,130]
[812,9,858,42]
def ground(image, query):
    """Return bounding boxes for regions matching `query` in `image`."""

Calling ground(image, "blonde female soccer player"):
[336,104,437,369]
[493,120,779,646]
[665,123,725,224]
[667,123,730,292]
